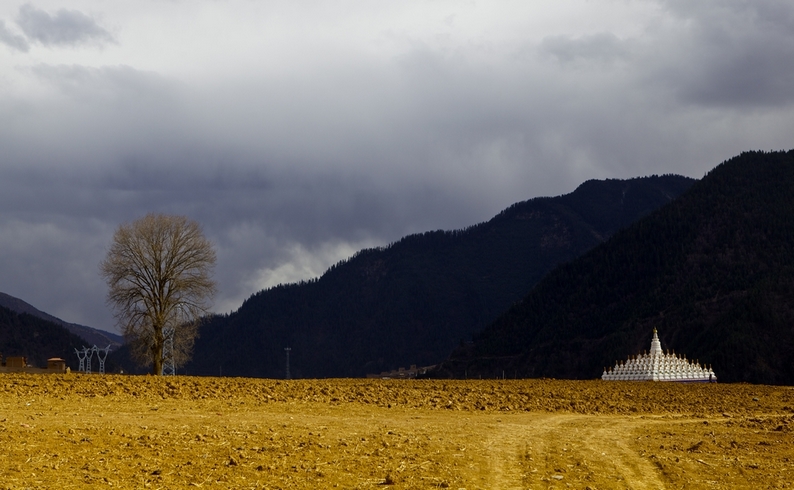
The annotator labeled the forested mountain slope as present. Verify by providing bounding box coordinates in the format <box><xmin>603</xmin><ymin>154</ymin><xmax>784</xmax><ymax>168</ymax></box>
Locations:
<box><xmin>178</xmin><ymin>174</ymin><xmax>693</xmax><ymax>378</ymax></box>
<box><xmin>0</xmin><ymin>305</ymin><xmax>88</xmax><ymax>369</ymax></box>
<box><xmin>436</xmin><ymin>150</ymin><xmax>794</xmax><ymax>385</ymax></box>
<box><xmin>0</xmin><ymin>292</ymin><xmax>123</xmax><ymax>349</ymax></box>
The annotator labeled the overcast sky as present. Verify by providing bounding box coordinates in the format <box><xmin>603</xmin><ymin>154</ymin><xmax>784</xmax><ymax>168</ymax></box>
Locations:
<box><xmin>1</xmin><ymin>0</ymin><xmax>792</xmax><ymax>332</ymax></box>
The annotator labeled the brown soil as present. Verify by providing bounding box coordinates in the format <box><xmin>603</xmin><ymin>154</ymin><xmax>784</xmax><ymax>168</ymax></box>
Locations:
<box><xmin>1</xmin><ymin>374</ymin><xmax>792</xmax><ymax>489</ymax></box>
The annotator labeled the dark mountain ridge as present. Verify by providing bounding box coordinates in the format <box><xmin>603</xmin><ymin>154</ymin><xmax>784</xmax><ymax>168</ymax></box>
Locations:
<box><xmin>436</xmin><ymin>150</ymin><xmax>794</xmax><ymax>385</ymax></box>
<box><xmin>176</xmin><ymin>174</ymin><xmax>694</xmax><ymax>378</ymax></box>
<box><xmin>0</xmin><ymin>292</ymin><xmax>123</xmax><ymax>349</ymax></box>
<box><xmin>0</xmin><ymin>304</ymin><xmax>88</xmax><ymax>369</ymax></box>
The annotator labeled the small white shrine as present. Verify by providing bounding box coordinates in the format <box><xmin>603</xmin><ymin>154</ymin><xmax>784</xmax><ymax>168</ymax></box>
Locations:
<box><xmin>602</xmin><ymin>329</ymin><xmax>717</xmax><ymax>382</ymax></box>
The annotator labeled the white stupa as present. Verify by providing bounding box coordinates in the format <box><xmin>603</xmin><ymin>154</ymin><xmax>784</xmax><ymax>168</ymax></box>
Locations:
<box><xmin>601</xmin><ymin>329</ymin><xmax>717</xmax><ymax>382</ymax></box>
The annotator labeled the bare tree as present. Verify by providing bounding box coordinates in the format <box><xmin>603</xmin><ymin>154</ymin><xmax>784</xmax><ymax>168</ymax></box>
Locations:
<box><xmin>101</xmin><ymin>213</ymin><xmax>216</xmax><ymax>375</ymax></box>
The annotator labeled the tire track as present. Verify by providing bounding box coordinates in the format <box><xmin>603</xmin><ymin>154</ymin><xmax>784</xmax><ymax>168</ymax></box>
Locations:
<box><xmin>480</xmin><ymin>414</ymin><xmax>668</xmax><ymax>489</ymax></box>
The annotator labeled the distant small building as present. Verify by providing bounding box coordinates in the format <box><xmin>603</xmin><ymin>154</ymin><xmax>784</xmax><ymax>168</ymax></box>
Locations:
<box><xmin>47</xmin><ymin>358</ymin><xmax>67</xmax><ymax>373</ymax></box>
<box><xmin>0</xmin><ymin>355</ymin><xmax>70</xmax><ymax>374</ymax></box>
<box><xmin>602</xmin><ymin>329</ymin><xmax>716</xmax><ymax>382</ymax></box>
<box><xmin>5</xmin><ymin>356</ymin><xmax>27</xmax><ymax>369</ymax></box>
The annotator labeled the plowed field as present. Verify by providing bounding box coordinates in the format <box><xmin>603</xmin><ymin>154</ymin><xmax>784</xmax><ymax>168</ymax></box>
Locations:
<box><xmin>1</xmin><ymin>374</ymin><xmax>792</xmax><ymax>489</ymax></box>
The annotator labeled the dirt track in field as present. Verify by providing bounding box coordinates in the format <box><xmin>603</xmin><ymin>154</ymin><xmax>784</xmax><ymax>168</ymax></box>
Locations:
<box><xmin>1</xmin><ymin>374</ymin><xmax>793</xmax><ymax>489</ymax></box>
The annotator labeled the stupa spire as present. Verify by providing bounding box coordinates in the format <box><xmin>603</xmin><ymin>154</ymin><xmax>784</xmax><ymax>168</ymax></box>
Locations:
<box><xmin>649</xmin><ymin>328</ymin><xmax>662</xmax><ymax>356</ymax></box>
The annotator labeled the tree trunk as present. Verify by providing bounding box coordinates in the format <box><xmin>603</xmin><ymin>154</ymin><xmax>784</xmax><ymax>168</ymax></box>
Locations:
<box><xmin>152</xmin><ymin>357</ymin><xmax>163</xmax><ymax>376</ymax></box>
<box><xmin>151</xmin><ymin>336</ymin><xmax>164</xmax><ymax>375</ymax></box>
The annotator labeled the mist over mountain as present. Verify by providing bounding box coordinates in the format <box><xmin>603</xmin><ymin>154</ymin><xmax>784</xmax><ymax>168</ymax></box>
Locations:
<box><xmin>163</xmin><ymin>175</ymin><xmax>694</xmax><ymax>378</ymax></box>
<box><xmin>436</xmin><ymin>150</ymin><xmax>794</xmax><ymax>385</ymax></box>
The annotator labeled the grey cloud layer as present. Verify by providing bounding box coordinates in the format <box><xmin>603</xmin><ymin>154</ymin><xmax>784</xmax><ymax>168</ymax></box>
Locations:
<box><xmin>657</xmin><ymin>0</ymin><xmax>794</xmax><ymax>107</ymax></box>
<box><xmin>0</xmin><ymin>19</ymin><xmax>29</xmax><ymax>51</ymax></box>
<box><xmin>29</xmin><ymin>64</ymin><xmax>177</xmax><ymax>106</ymax></box>
<box><xmin>0</xmin><ymin>3</ymin><xmax>113</xmax><ymax>51</ymax></box>
<box><xmin>537</xmin><ymin>0</ymin><xmax>794</xmax><ymax>109</ymax></box>
<box><xmin>17</xmin><ymin>3</ymin><xmax>114</xmax><ymax>46</ymax></box>
<box><xmin>539</xmin><ymin>33</ymin><xmax>633</xmax><ymax>65</ymax></box>
<box><xmin>1</xmin><ymin>0</ymin><xmax>793</xmax><ymax>330</ymax></box>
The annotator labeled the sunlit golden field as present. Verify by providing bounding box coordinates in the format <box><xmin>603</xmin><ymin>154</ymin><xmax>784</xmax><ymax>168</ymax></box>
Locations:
<box><xmin>1</xmin><ymin>374</ymin><xmax>792</xmax><ymax>489</ymax></box>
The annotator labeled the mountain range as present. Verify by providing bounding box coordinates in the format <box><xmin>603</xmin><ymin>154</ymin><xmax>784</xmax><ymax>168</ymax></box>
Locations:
<box><xmin>9</xmin><ymin>150</ymin><xmax>793</xmax><ymax>384</ymax></box>
<box><xmin>435</xmin><ymin>150</ymin><xmax>794</xmax><ymax>385</ymax></box>
<box><xmin>165</xmin><ymin>174</ymin><xmax>695</xmax><ymax>378</ymax></box>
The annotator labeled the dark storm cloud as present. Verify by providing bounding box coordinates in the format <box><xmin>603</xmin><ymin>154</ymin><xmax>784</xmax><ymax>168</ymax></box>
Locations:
<box><xmin>0</xmin><ymin>19</ymin><xmax>29</xmax><ymax>51</ymax></box>
<box><xmin>0</xmin><ymin>50</ymin><xmax>496</xmax><ymax>321</ymax></box>
<box><xmin>16</xmin><ymin>3</ymin><xmax>115</xmax><ymax>47</ymax></box>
